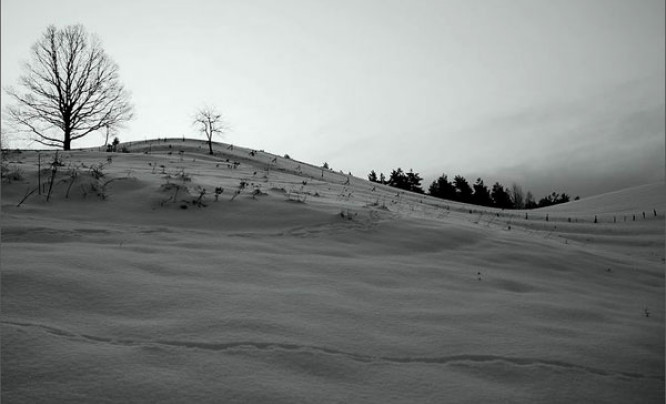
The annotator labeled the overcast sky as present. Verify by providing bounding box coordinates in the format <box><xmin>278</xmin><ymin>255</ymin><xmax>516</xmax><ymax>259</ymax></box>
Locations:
<box><xmin>2</xmin><ymin>0</ymin><xmax>664</xmax><ymax>197</ymax></box>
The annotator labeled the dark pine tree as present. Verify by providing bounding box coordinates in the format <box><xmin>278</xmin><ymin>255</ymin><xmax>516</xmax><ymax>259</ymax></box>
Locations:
<box><xmin>557</xmin><ymin>193</ymin><xmax>570</xmax><ymax>204</ymax></box>
<box><xmin>386</xmin><ymin>168</ymin><xmax>424</xmax><ymax>193</ymax></box>
<box><xmin>429</xmin><ymin>174</ymin><xmax>456</xmax><ymax>200</ymax></box>
<box><xmin>536</xmin><ymin>192</ymin><xmax>570</xmax><ymax>207</ymax></box>
<box><xmin>428</xmin><ymin>180</ymin><xmax>439</xmax><ymax>196</ymax></box>
<box><xmin>537</xmin><ymin>192</ymin><xmax>559</xmax><ymax>207</ymax></box>
<box><xmin>388</xmin><ymin>168</ymin><xmax>408</xmax><ymax>190</ymax></box>
<box><xmin>405</xmin><ymin>169</ymin><xmax>425</xmax><ymax>194</ymax></box>
<box><xmin>368</xmin><ymin>170</ymin><xmax>378</xmax><ymax>183</ymax></box>
<box><xmin>491</xmin><ymin>182</ymin><xmax>514</xmax><ymax>209</ymax></box>
<box><xmin>453</xmin><ymin>175</ymin><xmax>473</xmax><ymax>203</ymax></box>
<box><xmin>440</xmin><ymin>175</ymin><xmax>457</xmax><ymax>200</ymax></box>
<box><xmin>471</xmin><ymin>178</ymin><xmax>493</xmax><ymax>207</ymax></box>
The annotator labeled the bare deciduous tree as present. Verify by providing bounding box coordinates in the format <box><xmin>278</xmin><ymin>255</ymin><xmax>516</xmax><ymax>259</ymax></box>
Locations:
<box><xmin>511</xmin><ymin>183</ymin><xmax>525</xmax><ymax>209</ymax></box>
<box><xmin>193</xmin><ymin>106</ymin><xmax>225</xmax><ymax>155</ymax></box>
<box><xmin>4</xmin><ymin>25</ymin><xmax>133</xmax><ymax>150</ymax></box>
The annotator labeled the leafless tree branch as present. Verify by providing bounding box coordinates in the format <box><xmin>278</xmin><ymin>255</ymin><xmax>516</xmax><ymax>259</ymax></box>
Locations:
<box><xmin>193</xmin><ymin>106</ymin><xmax>226</xmax><ymax>155</ymax></box>
<box><xmin>3</xmin><ymin>24</ymin><xmax>133</xmax><ymax>150</ymax></box>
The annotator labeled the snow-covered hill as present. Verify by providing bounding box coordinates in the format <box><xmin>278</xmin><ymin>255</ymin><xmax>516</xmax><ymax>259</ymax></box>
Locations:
<box><xmin>2</xmin><ymin>140</ymin><xmax>664</xmax><ymax>403</ymax></box>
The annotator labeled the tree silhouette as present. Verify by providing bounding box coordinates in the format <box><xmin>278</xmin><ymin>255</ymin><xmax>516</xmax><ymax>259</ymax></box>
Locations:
<box><xmin>365</xmin><ymin>161</ymin><xmax>573</xmax><ymax>210</ymax></box>
<box><xmin>472</xmin><ymin>178</ymin><xmax>492</xmax><ymax>206</ymax></box>
<box><xmin>386</xmin><ymin>168</ymin><xmax>424</xmax><ymax>193</ymax></box>
<box><xmin>193</xmin><ymin>106</ymin><xmax>225</xmax><ymax>154</ymax></box>
<box><xmin>510</xmin><ymin>183</ymin><xmax>525</xmax><ymax>209</ymax></box>
<box><xmin>428</xmin><ymin>174</ymin><xmax>457</xmax><ymax>200</ymax></box>
<box><xmin>388</xmin><ymin>168</ymin><xmax>405</xmax><ymax>188</ymax></box>
<box><xmin>525</xmin><ymin>191</ymin><xmax>537</xmax><ymax>209</ymax></box>
<box><xmin>491</xmin><ymin>182</ymin><xmax>513</xmax><ymax>209</ymax></box>
<box><xmin>405</xmin><ymin>169</ymin><xmax>425</xmax><ymax>194</ymax></box>
<box><xmin>4</xmin><ymin>25</ymin><xmax>133</xmax><ymax>150</ymax></box>
<box><xmin>531</xmin><ymin>191</ymin><xmax>571</xmax><ymax>208</ymax></box>
<box><xmin>428</xmin><ymin>177</ymin><xmax>440</xmax><ymax>197</ymax></box>
<box><xmin>453</xmin><ymin>175</ymin><xmax>473</xmax><ymax>203</ymax></box>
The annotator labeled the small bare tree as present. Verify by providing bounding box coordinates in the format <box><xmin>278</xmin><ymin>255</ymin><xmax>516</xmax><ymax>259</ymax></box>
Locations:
<box><xmin>511</xmin><ymin>183</ymin><xmax>525</xmax><ymax>209</ymax></box>
<box><xmin>4</xmin><ymin>25</ymin><xmax>133</xmax><ymax>150</ymax></box>
<box><xmin>193</xmin><ymin>106</ymin><xmax>225</xmax><ymax>155</ymax></box>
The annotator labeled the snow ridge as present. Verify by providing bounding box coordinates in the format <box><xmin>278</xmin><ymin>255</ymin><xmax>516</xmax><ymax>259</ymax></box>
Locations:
<box><xmin>4</xmin><ymin>320</ymin><xmax>658</xmax><ymax>381</ymax></box>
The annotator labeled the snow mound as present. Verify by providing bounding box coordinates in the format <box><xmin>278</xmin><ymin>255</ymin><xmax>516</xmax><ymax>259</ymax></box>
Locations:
<box><xmin>538</xmin><ymin>182</ymin><xmax>665</xmax><ymax>215</ymax></box>
<box><xmin>2</xmin><ymin>143</ymin><xmax>664</xmax><ymax>403</ymax></box>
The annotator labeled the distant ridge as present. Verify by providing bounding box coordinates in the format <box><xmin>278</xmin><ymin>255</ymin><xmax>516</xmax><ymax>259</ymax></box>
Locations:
<box><xmin>30</xmin><ymin>138</ymin><xmax>666</xmax><ymax>217</ymax></box>
<box><xmin>538</xmin><ymin>182</ymin><xmax>665</xmax><ymax>215</ymax></box>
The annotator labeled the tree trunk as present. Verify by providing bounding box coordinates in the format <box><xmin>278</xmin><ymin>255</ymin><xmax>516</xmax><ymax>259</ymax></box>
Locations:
<box><xmin>62</xmin><ymin>111</ymin><xmax>72</xmax><ymax>150</ymax></box>
<box><xmin>208</xmin><ymin>140</ymin><xmax>213</xmax><ymax>155</ymax></box>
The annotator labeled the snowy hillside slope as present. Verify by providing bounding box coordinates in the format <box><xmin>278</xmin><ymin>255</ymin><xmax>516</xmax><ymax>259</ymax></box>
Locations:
<box><xmin>1</xmin><ymin>140</ymin><xmax>664</xmax><ymax>403</ymax></box>
<box><xmin>539</xmin><ymin>182</ymin><xmax>664</xmax><ymax>215</ymax></box>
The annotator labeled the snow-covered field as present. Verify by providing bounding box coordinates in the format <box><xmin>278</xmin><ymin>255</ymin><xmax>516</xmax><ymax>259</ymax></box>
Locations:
<box><xmin>2</xmin><ymin>140</ymin><xmax>664</xmax><ymax>403</ymax></box>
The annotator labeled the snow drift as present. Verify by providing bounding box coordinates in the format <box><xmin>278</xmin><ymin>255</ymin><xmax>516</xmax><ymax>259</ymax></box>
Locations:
<box><xmin>2</xmin><ymin>140</ymin><xmax>664</xmax><ymax>403</ymax></box>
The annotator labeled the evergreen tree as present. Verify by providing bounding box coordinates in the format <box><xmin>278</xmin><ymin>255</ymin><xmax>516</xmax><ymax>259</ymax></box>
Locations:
<box><xmin>471</xmin><ymin>178</ymin><xmax>492</xmax><ymax>206</ymax></box>
<box><xmin>405</xmin><ymin>169</ymin><xmax>425</xmax><ymax>194</ymax></box>
<box><xmin>537</xmin><ymin>195</ymin><xmax>552</xmax><ymax>207</ymax></box>
<box><xmin>536</xmin><ymin>192</ymin><xmax>571</xmax><ymax>207</ymax></box>
<box><xmin>385</xmin><ymin>168</ymin><xmax>425</xmax><ymax>193</ymax></box>
<box><xmin>453</xmin><ymin>175</ymin><xmax>473</xmax><ymax>203</ymax></box>
<box><xmin>368</xmin><ymin>170</ymin><xmax>378</xmax><ymax>183</ymax></box>
<box><xmin>428</xmin><ymin>174</ymin><xmax>456</xmax><ymax>200</ymax></box>
<box><xmin>441</xmin><ymin>176</ymin><xmax>456</xmax><ymax>200</ymax></box>
<box><xmin>491</xmin><ymin>182</ymin><xmax>513</xmax><ymax>209</ymax></box>
<box><xmin>388</xmin><ymin>168</ymin><xmax>404</xmax><ymax>189</ymax></box>
<box><xmin>428</xmin><ymin>180</ymin><xmax>439</xmax><ymax>196</ymax></box>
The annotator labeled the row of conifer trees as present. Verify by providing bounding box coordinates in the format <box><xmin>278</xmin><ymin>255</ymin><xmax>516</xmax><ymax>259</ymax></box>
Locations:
<box><xmin>368</xmin><ymin>169</ymin><xmax>576</xmax><ymax>209</ymax></box>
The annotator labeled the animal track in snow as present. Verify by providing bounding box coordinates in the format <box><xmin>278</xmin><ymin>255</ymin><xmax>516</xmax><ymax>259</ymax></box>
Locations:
<box><xmin>229</xmin><ymin>211</ymin><xmax>386</xmax><ymax>239</ymax></box>
<box><xmin>3</xmin><ymin>320</ymin><xmax>659</xmax><ymax>381</ymax></box>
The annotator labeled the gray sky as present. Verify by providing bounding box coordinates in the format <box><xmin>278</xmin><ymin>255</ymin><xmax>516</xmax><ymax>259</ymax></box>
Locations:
<box><xmin>2</xmin><ymin>0</ymin><xmax>664</xmax><ymax>198</ymax></box>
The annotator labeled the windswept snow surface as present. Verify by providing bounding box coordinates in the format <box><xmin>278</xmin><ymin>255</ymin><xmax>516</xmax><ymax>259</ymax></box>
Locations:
<box><xmin>2</xmin><ymin>140</ymin><xmax>664</xmax><ymax>403</ymax></box>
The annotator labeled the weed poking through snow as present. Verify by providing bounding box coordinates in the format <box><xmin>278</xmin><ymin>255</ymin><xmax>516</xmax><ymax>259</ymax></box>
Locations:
<box><xmin>16</xmin><ymin>186</ymin><xmax>37</xmax><ymax>207</ymax></box>
<box><xmin>1</xmin><ymin>163</ymin><xmax>23</xmax><ymax>183</ymax></box>
<box><xmin>230</xmin><ymin>180</ymin><xmax>248</xmax><ymax>201</ymax></box>
<box><xmin>339</xmin><ymin>209</ymin><xmax>357</xmax><ymax>220</ymax></box>
<box><xmin>214</xmin><ymin>187</ymin><xmax>224</xmax><ymax>201</ymax></box>
<box><xmin>89</xmin><ymin>162</ymin><xmax>105</xmax><ymax>180</ymax></box>
<box><xmin>192</xmin><ymin>187</ymin><xmax>207</xmax><ymax>207</ymax></box>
